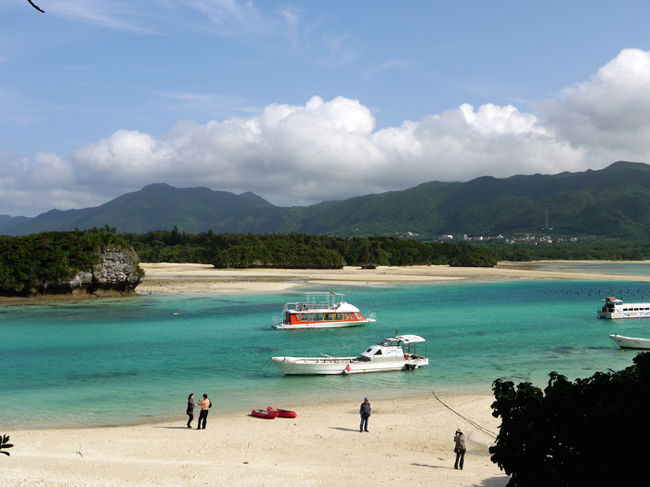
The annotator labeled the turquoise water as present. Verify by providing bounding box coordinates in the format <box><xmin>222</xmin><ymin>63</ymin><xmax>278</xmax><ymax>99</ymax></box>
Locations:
<box><xmin>1</xmin><ymin>278</ymin><xmax>650</xmax><ymax>429</ymax></box>
<box><xmin>537</xmin><ymin>261</ymin><xmax>650</xmax><ymax>277</ymax></box>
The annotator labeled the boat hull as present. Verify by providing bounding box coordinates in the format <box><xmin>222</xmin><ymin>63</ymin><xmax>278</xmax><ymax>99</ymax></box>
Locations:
<box><xmin>271</xmin><ymin>356</ymin><xmax>429</xmax><ymax>375</ymax></box>
<box><xmin>598</xmin><ymin>311</ymin><xmax>650</xmax><ymax>319</ymax></box>
<box><xmin>251</xmin><ymin>408</ymin><xmax>277</xmax><ymax>419</ymax></box>
<box><xmin>609</xmin><ymin>334</ymin><xmax>650</xmax><ymax>350</ymax></box>
<box><xmin>267</xmin><ymin>407</ymin><xmax>297</xmax><ymax>418</ymax></box>
<box><xmin>272</xmin><ymin>319</ymin><xmax>373</xmax><ymax>330</ymax></box>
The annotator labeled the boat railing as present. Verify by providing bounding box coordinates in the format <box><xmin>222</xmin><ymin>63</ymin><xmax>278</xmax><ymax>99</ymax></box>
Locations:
<box><xmin>284</xmin><ymin>301</ymin><xmax>339</xmax><ymax>312</ymax></box>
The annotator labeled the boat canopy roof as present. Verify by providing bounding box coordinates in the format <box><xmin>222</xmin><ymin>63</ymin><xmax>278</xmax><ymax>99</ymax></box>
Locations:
<box><xmin>389</xmin><ymin>334</ymin><xmax>426</xmax><ymax>344</ymax></box>
<box><xmin>337</xmin><ymin>302</ymin><xmax>360</xmax><ymax>312</ymax></box>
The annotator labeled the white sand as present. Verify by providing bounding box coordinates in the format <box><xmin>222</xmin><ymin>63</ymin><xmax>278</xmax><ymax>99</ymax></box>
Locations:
<box><xmin>3</xmin><ymin>395</ymin><xmax>507</xmax><ymax>487</ymax></box>
<box><xmin>135</xmin><ymin>261</ymin><xmax>649</xmax><ymax>295</ymax></box>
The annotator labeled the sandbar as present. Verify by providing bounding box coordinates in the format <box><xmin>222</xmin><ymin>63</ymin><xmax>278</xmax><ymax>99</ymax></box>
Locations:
<box><xmin>136</xmin><ymin>261</ymin><xmax>649</xmax><ymax>294</ymax></box>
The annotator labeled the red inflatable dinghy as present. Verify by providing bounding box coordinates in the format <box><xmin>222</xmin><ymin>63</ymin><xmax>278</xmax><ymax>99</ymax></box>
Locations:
<box><xmin>251</xmin><ymin>408</ymin><xmax>278</xmax><ymax>419</ymax></box>
<box><xmin>267</xmin><ymin>407</ymin><xmax>297</xmax><ymax>418</ymax></box>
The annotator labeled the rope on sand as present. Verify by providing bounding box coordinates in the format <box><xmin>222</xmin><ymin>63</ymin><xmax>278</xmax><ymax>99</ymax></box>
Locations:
<box><xmin>431</xmin><ymin>389</ymin><xmax>497</xmax><ymax>439</ymax></box>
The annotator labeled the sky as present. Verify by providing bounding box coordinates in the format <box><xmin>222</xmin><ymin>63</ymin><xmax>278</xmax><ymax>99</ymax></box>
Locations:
<box><xmin>2</xmin><ymin>1</ymin><xmax>650</xmax><ymax>216</ymax></box>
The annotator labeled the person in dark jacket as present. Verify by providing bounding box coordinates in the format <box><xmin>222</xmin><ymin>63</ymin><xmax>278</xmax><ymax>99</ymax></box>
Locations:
<box><xmin>359</xmin><ymin>397</ymin><xmax>371</xmax><ymax>432</ymax></box>
<box><xmin>453</xmin><ymin>428</ymin><xmax>466</xmax><ymax>469</ymax></box>
<box><xmin>186</xmin><ymin>393</ymin><xmax>195</xmax><ymax>429</ymax></box>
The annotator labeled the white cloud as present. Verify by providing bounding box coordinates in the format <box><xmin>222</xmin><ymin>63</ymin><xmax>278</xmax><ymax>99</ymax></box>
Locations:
<box><xmin>4</xmin><ymin>48</ymin><xmax>650</xmax><ymax>216</ymax></box>
<box><xmin>539</xmin><ymin>48</ymin><xmax>650</xmax><ymax>161</ymax></box>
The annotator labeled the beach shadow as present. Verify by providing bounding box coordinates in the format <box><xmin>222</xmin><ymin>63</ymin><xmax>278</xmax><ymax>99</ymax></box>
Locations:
<box><xmin>329</xmin><ymin>427</ymin><xmax>361</xmax><ymax>432</ymax></box>
<box><xmin>154</xmin><ymin>426</ymin><xmax>193</xmax><ymax>430</ymax></box>
<box><xmin>411</xmin><ymin>463</ymin><xmax>453</xmax><ymax>470</ymax></box>
<box><xmin>469</xmin><ymin>475</ymin><xmax>509</xmax><ymax>487</ymax></box>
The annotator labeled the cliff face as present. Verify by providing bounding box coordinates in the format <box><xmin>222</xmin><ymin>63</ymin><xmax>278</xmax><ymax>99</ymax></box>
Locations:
<box><xmin>39</xmin><ymin>247</ymin><xmax>143</xmax><ymax>295</ymax></box>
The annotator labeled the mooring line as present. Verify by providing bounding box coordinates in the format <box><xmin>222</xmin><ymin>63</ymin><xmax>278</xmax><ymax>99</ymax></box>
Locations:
<box><xmin>254</xmin><ymin>359</ymin><xmax>273</xmax><ymax>375</ymax></box>
<box><xmin>431</xmin><ymin>389</ymin><xmax>497</xmax><ymax>439</ymax></box>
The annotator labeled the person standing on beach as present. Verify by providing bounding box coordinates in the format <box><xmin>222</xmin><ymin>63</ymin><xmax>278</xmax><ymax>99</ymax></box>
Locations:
<box><xmin>359</xmin><ymin>397</ymin><xmax>371</xmax><ymax>432</ymax></box>
<box><xmin>197</xmin><ymin>393</ymin><xmax>211</xmax><ymax>429</ymax></box>
<box><xmin>453</xmin><ymin>428</ymin><xmax>466</xmax><ymax>469</ymax></box>
<box><xmin>186</xmin><ymin>393</ymin><xmax>195</xmax><ymax>429</ymax></box>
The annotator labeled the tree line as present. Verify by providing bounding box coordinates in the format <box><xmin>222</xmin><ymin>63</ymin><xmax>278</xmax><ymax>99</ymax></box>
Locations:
<box><xmin>124</xmin><ymin>229</ymin><xmax>498</xmax><ymax>268</ymax></box>
<box><xmin>483</xmin><ymin>238</ymin><xmax>650</xmax><ymax>261</ymax></box>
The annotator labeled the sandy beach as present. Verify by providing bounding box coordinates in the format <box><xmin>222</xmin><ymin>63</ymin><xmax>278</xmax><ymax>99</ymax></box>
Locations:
<box><xmin>3</xmin><ymin>394</ymin><xmax>507</xmax><ymax>487</ymax></box>
<box><xmin>5</xmin><ymin>260</ymin><xmax>648</xmax><ymax>486</ymax></box>
<box><xmin>135</xmin><ymin>261</ymin><xmax>650</xmax><ymax>295</ymax></box>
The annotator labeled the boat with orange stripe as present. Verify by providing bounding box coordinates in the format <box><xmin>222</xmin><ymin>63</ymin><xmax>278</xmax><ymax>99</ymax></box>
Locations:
<box><xmin>272</xmin><ymin>292</ymin><xmax>375</xmax><ymax>330</ymax></box>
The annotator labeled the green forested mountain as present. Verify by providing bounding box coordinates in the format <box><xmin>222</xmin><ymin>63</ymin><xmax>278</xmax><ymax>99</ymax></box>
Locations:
<box><xmin>2</xmin><ymin>161</ymin><xmax>650</xmax><ymax>238</ymax></box>
<box><xmin>3</xmin><ymin>183</ymin><xmax>276</xmax><ymax>235</ymax></box>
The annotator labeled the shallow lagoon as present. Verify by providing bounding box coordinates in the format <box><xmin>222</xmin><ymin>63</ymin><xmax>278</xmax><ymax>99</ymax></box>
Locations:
<box><xmin>1</xmin><ymin>275</ymin><xmax>649</xmax><ymax>429</ymax></box>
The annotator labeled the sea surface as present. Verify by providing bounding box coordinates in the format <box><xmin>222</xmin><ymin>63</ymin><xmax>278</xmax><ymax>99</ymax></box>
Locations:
<box><xmin>1</xmin><ymin>263</ymin><xmax>649</xmax><ymax>429</ymax></box>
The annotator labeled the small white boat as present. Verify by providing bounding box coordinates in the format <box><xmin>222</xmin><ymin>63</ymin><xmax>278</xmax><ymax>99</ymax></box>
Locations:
<box><xmin>271</xmin><ymin>334</ymin><xmax>429</xmax><ymax>375</ymax></box>
<box><xmin>598</xmin><ymin>297</ymin><xmax>650</xmax><ymax>319</ymax></box>
<box><xmin>609</xmin><ymin>334</ymin><xmax>650</xmax><ymax>350</ymax></box>
<box><xmin>272</xmin><ymin>292</ymin><xmax>375</xmax><ymax>330</ymax></box>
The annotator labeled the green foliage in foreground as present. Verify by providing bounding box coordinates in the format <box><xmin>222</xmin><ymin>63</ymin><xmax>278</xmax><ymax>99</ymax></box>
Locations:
<box><xmin>0</xmin><ymin>434</ymin><xmax>14</xmax><ymax>456</ymax></box>
<box><xmin>0</xmin><ymin>229</ymin><xmax>134</xmax><ymax>295</ymax></box>
<box><xmin>125</xmin><ymin>230</ymin><xmax>497</xmax><ymax>268</ymax></box>
<box><xmin>490</xmin><ymin>353</ymin><xmax>650</xmax><ymax>486</ymax></box>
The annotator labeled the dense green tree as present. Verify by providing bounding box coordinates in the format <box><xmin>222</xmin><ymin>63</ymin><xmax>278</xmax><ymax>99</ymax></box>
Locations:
<box><xmin>0</xmin><ymin>230</ymin><xmax>139</xmax><ymax>295</ymax></box>
<box><xmin>490</xmin><ymin>353</ymin><xmax>650</xmax><ymax>486</ymax></box>
<box><xmin>124</xmin><ymin>231</ymin><xmax>497</xmax><ymax>268</ymax></box>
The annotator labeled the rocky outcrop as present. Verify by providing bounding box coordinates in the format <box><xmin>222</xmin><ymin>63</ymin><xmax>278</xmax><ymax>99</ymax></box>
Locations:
<box><xmin>38</xmin><ymin>247</ymin><xmax>143</xmax><ymax>295</ymax></box>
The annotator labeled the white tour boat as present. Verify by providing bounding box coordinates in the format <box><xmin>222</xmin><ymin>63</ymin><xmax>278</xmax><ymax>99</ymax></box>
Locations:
<box><xmin>609</xmin><ymin>334</ymin><xmax>650</xmax><ymax>350</ymax></box>
<box><xmin>597</xmin><ymin>297</ymin><xmax>650</xmax><ymax>319</ymax></box>
<box><xmin>272</xmin><ymin>292</ymin><xmax>375</xmax><ymax>330</ymax></box>
<box><xmin>271</xmin><ymin>334</ymin><xmax>429</xmax><ymax>375</ymax></box>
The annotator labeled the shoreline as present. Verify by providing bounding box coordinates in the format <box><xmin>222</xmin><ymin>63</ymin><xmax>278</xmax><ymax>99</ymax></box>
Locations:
<box><xmin>2</xmin><ymin>260</ymin><xmax>647</xmax><ymax>303</ymax></box>
<box><xmin>3</xmin><ymin>393</ymin><xmax>508</xmax><ymax>487</ymax></box>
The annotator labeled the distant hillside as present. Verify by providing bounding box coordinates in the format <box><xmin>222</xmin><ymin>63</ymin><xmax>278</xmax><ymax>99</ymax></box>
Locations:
<box><xmin>5</xmin><ymin>183</ymin><xmax>278</xmax><ymax>235</ymax></box>
<box><xmin>2</xmin><ymin>161</ymin><xmax>650</xmax><ymax>238</ymax></box>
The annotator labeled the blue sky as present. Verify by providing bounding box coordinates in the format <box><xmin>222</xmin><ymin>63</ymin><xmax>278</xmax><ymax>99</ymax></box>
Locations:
<box><xmin>2</xmin><ymin>0</ymin><xmax>650</xmax><ymax>216</ymax></box>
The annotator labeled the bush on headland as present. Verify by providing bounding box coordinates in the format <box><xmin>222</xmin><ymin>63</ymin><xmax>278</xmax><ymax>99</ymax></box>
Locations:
<box><xmin>0</xmin><ymin>229</ymin><xmax>142</xmax><ymax>296</ymax></box>
<box><xmin>490</xmin><ymin>352</ymin><xmax>650</xmax><ymax>486</ymax></box>
<box><xmin>125</xmin><ymin>230</ymin><xmax>497</xmax><ymax>268</ymax></box>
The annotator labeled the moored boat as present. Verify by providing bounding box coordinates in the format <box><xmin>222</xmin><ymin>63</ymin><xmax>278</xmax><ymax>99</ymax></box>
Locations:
<box><xmin>609</xmin><ymin>334</ymin><xmax>650</xmax><ymax>350</ymax></box>
<box><xmin>272</xmin><ymin>292</ymin><xmax>375</xmax><ymax>330</ymax></box>
<box><xmin>271</xmin><ymin>334</ymin><xmax>429</xmax><ymax>375</ymax></box>
<box><xmin>598</xmin><ymin>297</ymin><xmax>650</xmax><ymax>319</ymax></box>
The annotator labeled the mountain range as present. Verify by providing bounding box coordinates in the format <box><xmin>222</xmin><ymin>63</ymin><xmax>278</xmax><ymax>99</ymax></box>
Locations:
<box><xmin>2</xmin><ymin>161</ymin><xmax>649</xmax><ymax>238</ymax></box>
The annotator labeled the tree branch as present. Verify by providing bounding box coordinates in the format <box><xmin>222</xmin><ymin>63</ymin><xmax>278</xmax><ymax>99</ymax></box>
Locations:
<box><xmin>28</xmin><ymin>1</ymin><xmax>45</xmax><ymax>13</ymax></box>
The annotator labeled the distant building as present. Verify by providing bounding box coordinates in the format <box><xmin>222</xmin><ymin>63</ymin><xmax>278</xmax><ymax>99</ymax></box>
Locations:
<box><xmin>440</xmin><ymin>234</ymin><xmax>454</xmax><ymax>240</ymax></box>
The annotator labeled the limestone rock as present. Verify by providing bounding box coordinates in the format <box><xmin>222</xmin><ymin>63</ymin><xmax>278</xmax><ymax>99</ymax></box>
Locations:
<box><xmin>38</xmin><ymin>247</ymin><xmax>142</xmax><ymax>295</ymax></box>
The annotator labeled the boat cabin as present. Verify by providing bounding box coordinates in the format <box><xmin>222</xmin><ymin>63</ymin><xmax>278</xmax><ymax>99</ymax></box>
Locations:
<box><xmin>357</xmin><ymin>334</ymin><xmax>427</xmax><ymax>362</ymax></box>
<box><xmin>601</xmin><ymin>297</ymin><xmax>623</xmax><ymax>312</ymax></box>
